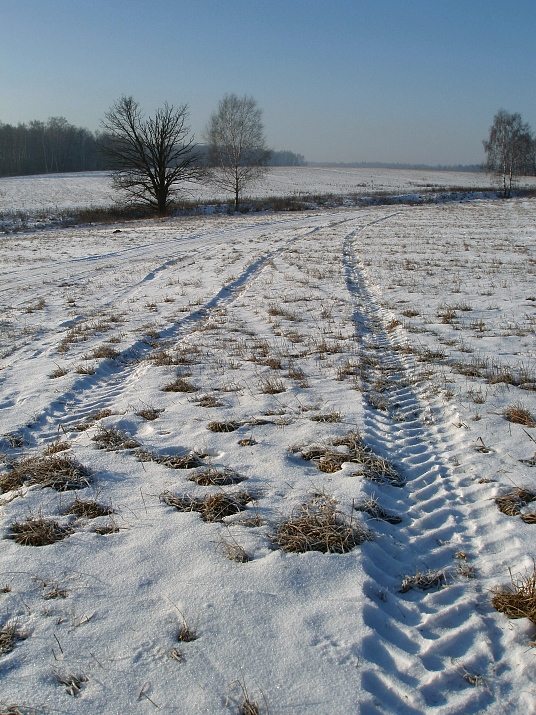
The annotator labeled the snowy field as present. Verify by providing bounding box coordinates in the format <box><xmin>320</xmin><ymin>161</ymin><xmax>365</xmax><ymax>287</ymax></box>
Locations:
<box><xmin>0</xmin><ymin>196</ymin><xmax>535</xmax><ymax>714</ymax></box>
<box><xmin>0</xmin><ymin>167</ymin><xmax>514</xmax><ymax>214</ymax></box>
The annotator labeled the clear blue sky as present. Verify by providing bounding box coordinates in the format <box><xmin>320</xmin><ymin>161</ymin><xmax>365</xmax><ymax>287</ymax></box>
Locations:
<box><xmin>1</xmin><ymin>0</ymin><xmax>535</xmax><ymax>164</ymax></box>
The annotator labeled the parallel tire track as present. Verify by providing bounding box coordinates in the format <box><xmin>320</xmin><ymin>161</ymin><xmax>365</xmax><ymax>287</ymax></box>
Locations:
<box><xmin>343</xmin><ymin>227</ymin><xmax>519</xmax><ymax>714</ymax></box>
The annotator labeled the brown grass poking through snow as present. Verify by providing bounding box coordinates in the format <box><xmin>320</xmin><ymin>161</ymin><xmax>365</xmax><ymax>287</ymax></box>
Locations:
<box><xmin>1</xmin><ymin>454</ymin><xmax>91</xmax><ymax>492</ymax></box>
<box><xmin>136</xmin><ymin>449</ymin><xmax>203</xmax><ymax>469</ymax></box>
<box><xmin>492</xmin><ymin>565</ymin><xmax>536</xmax><ymax>627</ymax></box>
<box><xmin>91</xmin><ymin>345</ymin><xmax>120</xmax><ymax>360</ymax></box>
<box><xmin>160</xmin><ymin>491</ymin><xmax>252</xmax><ymax>522</ymax></box>
<box><xmin>135</xmin><ymin>405</ymin><xmax>164</xmax><ymax>421</ymax></box>
<box><xmin>495</xmin><ymin>488</ymin><xmax>536</xmax><ymax>516</ymax></box>
<box><xmin>0</xmin><ymin>621</ymin><xmax>26</xmax><ymax>656</ymax></box>
<box><xmin>64</xmin><ymin>498</ymin><xmax>114</xmax><ymax>519</ymax></box>
<box><xmin>258</xmin><ymin>376</ymin><xmax>286</xmax><ymax>394</ymax></box>
<box><xmin>354</xmin><ymin>495</ymin><xmax>402</xmax><ymax>524</ymax></box>
<box><xmin>189</xmin><ymin>467</ymin><xmax>245</xmax><ymax>486</ymax></box>
<box><xmin>92</xmin><ymin>426</ymin><xmax>140</xmax><ymax>451</ymax></box>
<box><xmin>503</xmin><ymin>403</ymin><xmax>536</xmax><ymax>427</ymax></box>
<box><xmin>218</xmin><ymin>534</ymin><xmax>250</xmax><ymax>563</ymax></box>
<box><xmin>400</xmin><ymin>568</ymin><xmax>446</xmax><ymax>593</ymax></box>
<box><xmin>43</xmin><ymin>440</ymin><xmax>71</xmax><ymax>455</ymax></box>
<box><xmin>207</xmin><ymin>420</ymin><xmax>241</xmax><ymax>433</ymax></box>
<box><xmin>274</xmin><ymin>496</ymin><xmax>370</xmax><ymax>554</ymax></box>
<box><xmin>162</xmin><ymin>377</ymin><xmax>199</xmax><ymax>393</ymax></box>
<box><xmin>310</xmin><ymin>411</ymin><xmax>342</xmax><ymax>423</ymax></box>
<box><xmin>7</xmin><ymin>516</ymin><xmax>73</xmax><ymax>546</ymax></box>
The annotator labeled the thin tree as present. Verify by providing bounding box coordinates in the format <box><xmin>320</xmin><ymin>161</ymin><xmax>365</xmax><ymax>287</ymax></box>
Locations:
<box><xmin>99</xmin><ymin>96</ymin><xmax>200</xmax><ymax>216</ymax></box>
<box><xmin>483</xmin><ymin>109</ymin><xmax>534</xmax><ymax>198</ymax></box>
<box><xmin>204</xmin><ymin>94</ymin><xmax>271</xmax><ymax>210</ymax></box>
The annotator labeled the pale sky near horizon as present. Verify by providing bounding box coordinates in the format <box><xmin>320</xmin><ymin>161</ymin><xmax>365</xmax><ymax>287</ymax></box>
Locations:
<box><xmin>1</xmin><ymin>0</ymin><xmax>535</xmax><ymax>164</ymax></box>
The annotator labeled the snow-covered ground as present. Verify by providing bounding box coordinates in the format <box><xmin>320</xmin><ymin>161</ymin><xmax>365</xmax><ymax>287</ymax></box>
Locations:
<box><xmin>0</xmin><ymin>167</ymin><xmax>520</xmax><ymax>215</ymax></box>
<box><xmin>0</xmin><ymin>197</ymin><xmax>535</xmax><ymax>713</ymax></box>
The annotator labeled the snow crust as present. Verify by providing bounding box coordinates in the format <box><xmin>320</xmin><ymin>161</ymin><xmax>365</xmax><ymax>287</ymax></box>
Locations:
<box><xmin>0</xmin><ymin>193</ymin><xmax>535</xmax><ymax>713</ymax></box>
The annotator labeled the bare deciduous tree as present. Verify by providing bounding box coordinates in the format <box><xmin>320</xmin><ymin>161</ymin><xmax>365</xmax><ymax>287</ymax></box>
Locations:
<box><xmin>483</xmin><ymin>109</ymin><xmax>534</xmax><ymax>198</ymax></box>
<box><xmin>99</xmin><ymin>96</ymin><xmax>200</xmax><ymax>216</ymax></box>
<box><xmin>204</xmin><ymin>94</ymin><xmax>271</xmax><ymax>210</ymax></box>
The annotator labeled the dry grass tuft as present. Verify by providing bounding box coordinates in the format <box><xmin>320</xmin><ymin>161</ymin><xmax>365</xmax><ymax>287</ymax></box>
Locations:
<box><xmin>43</xmin><ymin>440</ymin><xmax>71</xmax><ymax>455</ymax></box>
<box><xmin>91</xmin><ymin>345</ymin><xmax>120</xmax><ymax>360</ymax></box>
<box><xmin>207</xmin><ymin>420</ymin><xmax>241</xmax><ymax>433</ymax></box>
<box><xmin>137</xmin><ymin>449</ymin><xmax>203</xmax><ymax>469</ymax></box>
<box><xmin>54</xmin><ymin>670</ymin><xmax>88</xmax><ymax>697</ymax></box>
<box><xmin>258</xmin><ymin>376</ymin><xmax>286</xmax><ymax>394</ymax></box>
<box><xmin>310</xmin><ymin>411</ymin><xmax>341</xmax><ymax>423</ymax></box>
<box><xmin>503</xmin><ymin>403</ymin><xmax>535</xmax><ymax>427</ymax></box>
<box><xmin>495</xmin><ymin>488</ymin><xmax>536</xmax><ymax>516</ymax></box>
<box><xmin>162</xmin><ymin>377</ymin><xmax>199</xmax><ymax>393</ymax></box>
<box><xmin>94</xmin><ymin>521</ymin><xmax>120</xmax><ymax>535</ymax></box>
<box><xmin>218</xmin><ymin>535</ymin><xmax>250</xmax><ymax>563</ymax></box>
<box><xmin>274</xmin><ymin>496</ymin><xmax>370</xmax><ymax>554</ymax></box>
<box><xmin>177</xmin><ymin>621</ymin><xmax>198</xmax><ymax>642</ymax></box>
<box><xmin>400</xmin><ymin>568</ymin><xmax>446</xmax><ymax>593</ymax></box>
<box><xmin>295</xmin><ymin>432</ymin><xmax>403</xmax><ymax>485</ymax></box>
<box><xmin>3</xmin><ymin>454</ymin><xmax>91</xmax><ymax>492</ymax></box>
<box><xmin>160</xmin><ymin>490</ymin><xmax>252</xmax><ymax>522</ymax></box>
<box><xmin>238</xmin><ymin>437</ymin><xmax>257</xmax><ymax>447</ymax></box>
<box><xmin>49</xmin><ymin>366</ymin><xmax>69</xmax><ymax>379</ymax></box>
<box><xmin>192</xmin><ymin>394</ymin><xmax>223</xmax><ymax>408</ymax></box>
<box><xmin>7</xmin><ymin>516</ymin><xmax>73</xmax><ymax>546</ymax></box>
<box><xmin>65</xmin><ymin>498</ymin><xmax>113</xmax><ymax>519</ymax></box>
<box><xmin>492</xmin><ymin>566</ymin><xmax>536</xmax><ymax>626</ymax></box>
<box><xmin>354</xmin><ymin>496</ymin><xmax>402</xmax><ymax>524</ymax></box>
<box><xmin>92</xmin><ymin>426</ymin><xmax>140</xmax><ymax>451</ymax></box>
<box><xmin>135</xmin><ymin>405</ymin><xmax>164</xmax><ymax>421</ymax></box>
<box><xmin>0</xmin><ymin>621</ymin><xmax>26</xmax><ymax>655</ymax></box>
<box><xmin>189</xmin><ymin>467</ymin><xmax>245</xmax><ymax>486</ymax></box>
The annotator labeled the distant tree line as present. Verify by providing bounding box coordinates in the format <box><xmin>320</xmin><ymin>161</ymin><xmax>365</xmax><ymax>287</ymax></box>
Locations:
<box><xmin>0</xmin><ymin>115</ymin><xmax>306</xmax><ymax>178</ymax></box>
<box><xmin>0</xmin><ymin>117</ymin><xmax>105</xmax><ymax>176</ymax></box>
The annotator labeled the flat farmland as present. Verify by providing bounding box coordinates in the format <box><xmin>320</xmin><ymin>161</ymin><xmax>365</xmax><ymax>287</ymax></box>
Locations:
<box><xmin>0</xmin><ymin>194</ymin><xmax>535</xmax><ymax>713</ymax></box>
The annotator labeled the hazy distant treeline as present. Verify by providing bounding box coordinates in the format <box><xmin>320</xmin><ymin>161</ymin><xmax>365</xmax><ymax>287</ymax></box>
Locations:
<box><xmin>0</xmin><ymin>117</ymin><xmax>307</xmax><ymax>177</ymax></box>
<box><xmin>0</xmin><ymin>117</ymin><xmax>105</xmax><ymax>176</ymax></box>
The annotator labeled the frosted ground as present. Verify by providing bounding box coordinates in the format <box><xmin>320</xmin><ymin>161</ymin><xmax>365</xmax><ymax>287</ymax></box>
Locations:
<box><xmin>0</xmin><ymin>175</ymin><xmax>535</xmax><ymax>714</ymax></box>
<box><xmin>0</xmin><ymin>166</ymin><xmax>514</xmax><ymax>215</ymax></box>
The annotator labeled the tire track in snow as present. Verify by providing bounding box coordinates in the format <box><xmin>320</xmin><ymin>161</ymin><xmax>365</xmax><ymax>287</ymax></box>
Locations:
<box><xmin>22</xmin><ymin>216</ymin><xmax>358</xmax><ymax>443</ymax></box>
<box><xmin>342</xmin><ymin>227</ymin><xmax>519</xmax><ymax>714</ymax></box>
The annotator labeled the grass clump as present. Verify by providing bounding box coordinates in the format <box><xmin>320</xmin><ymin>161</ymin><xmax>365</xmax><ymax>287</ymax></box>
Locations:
<box><xmin>7</xmin><ymin>516</ymin><xmax>73</xmax><ymax>546</ymax></box>
<box><xmin>1</xmin><ymin>454</ymin><xmax>91</xmax><ymax>492</ymax></box>
<box><xmin>65</xmin><ymin>498</ymin><xmax>113</xmax><ymax>519</ymax></box>
<box><xmin>0</xmin><ymin>621</ymin><xmax>26</xmax><ymax>655</ymax></box>
<box><xmin>503</xmin><ymin>403</ymin><xmax>535</xmax><ymax>427</ymax></box>
<box><xmin>162</xmin><ymin>377</ymin><xmax>199</xmax><ymax>393</ymax></box>
<box><xmin>43</xmin><ymin>440</ymin><xmax>71</xmax><ymax>455</ymax></box>
<box><xmin>310</xmin><ymin>411</ymin><xmax>342</xmax><ymax>423</ymax></box>
<box><xmin>207</xmin><ymin>420</ymin><xmax>241</xmax><ymax>433</ymax></box>
<box><xmin>492</xmin><ymin>566</ymin><xmax>536</xmax><ymax>628</ymax></box>
<box><xmin>189</xmin><ymin>467</ymin><xmax>245</xmax><ymax>486</ymax></box>
<box><xmin>495</xmin><ymin>487</ymin><xmax>536</xmax><ymax>516</ymax></box>
<box><xmin>135</xmin><ymin>405</ymin><xmax>164</xmax><ymax>421</ymax></box>
<box><xmin>136</xmin><ymin>449</ymin><xmax>203</xmax><ymax>469</ymax></box>
<box><xmin>160</xmin><ymin>490</ymin><xmax>252</xmax><ymax>522</ymax></box>
<box><xmin>274</xmin><ymin>495</ymin><xmax>370</xmax><ymax>554</ymax></box>
<box><xmin>400</xmin><ymin>568</ymin><xmax>446</xmax><ymax>593</ymax></box>
<box><xmin>92</xmin><ymin>426</ymin><xmax>140</xmax><ymax>451</ymax></box>
<box><xmin>354</xmin><ymin>495</ymin><xmax>402</xmax><ymax>524</ymax></box>
<box><xmin>91</xmin><ymin>345</ymin><xmax>120</xmax><ymax>360</ymax></box>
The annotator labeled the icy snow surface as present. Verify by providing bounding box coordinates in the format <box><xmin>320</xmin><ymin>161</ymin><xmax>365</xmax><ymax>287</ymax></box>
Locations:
<box><xmin>0</xmin><ymin>192</ymin><xmax>535</xmax><ymax>713</ymax></box>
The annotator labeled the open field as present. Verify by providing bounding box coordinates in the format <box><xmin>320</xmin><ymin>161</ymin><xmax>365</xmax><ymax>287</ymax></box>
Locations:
<box><xmin>3</xmin><ymin>166</ymin><xmax>534</xmax><ymax>215</ymax></box>
<box><xmin>0</xmin><ymin>194</ymin><xmax>535</xmax><ymax>713</ymax></box>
